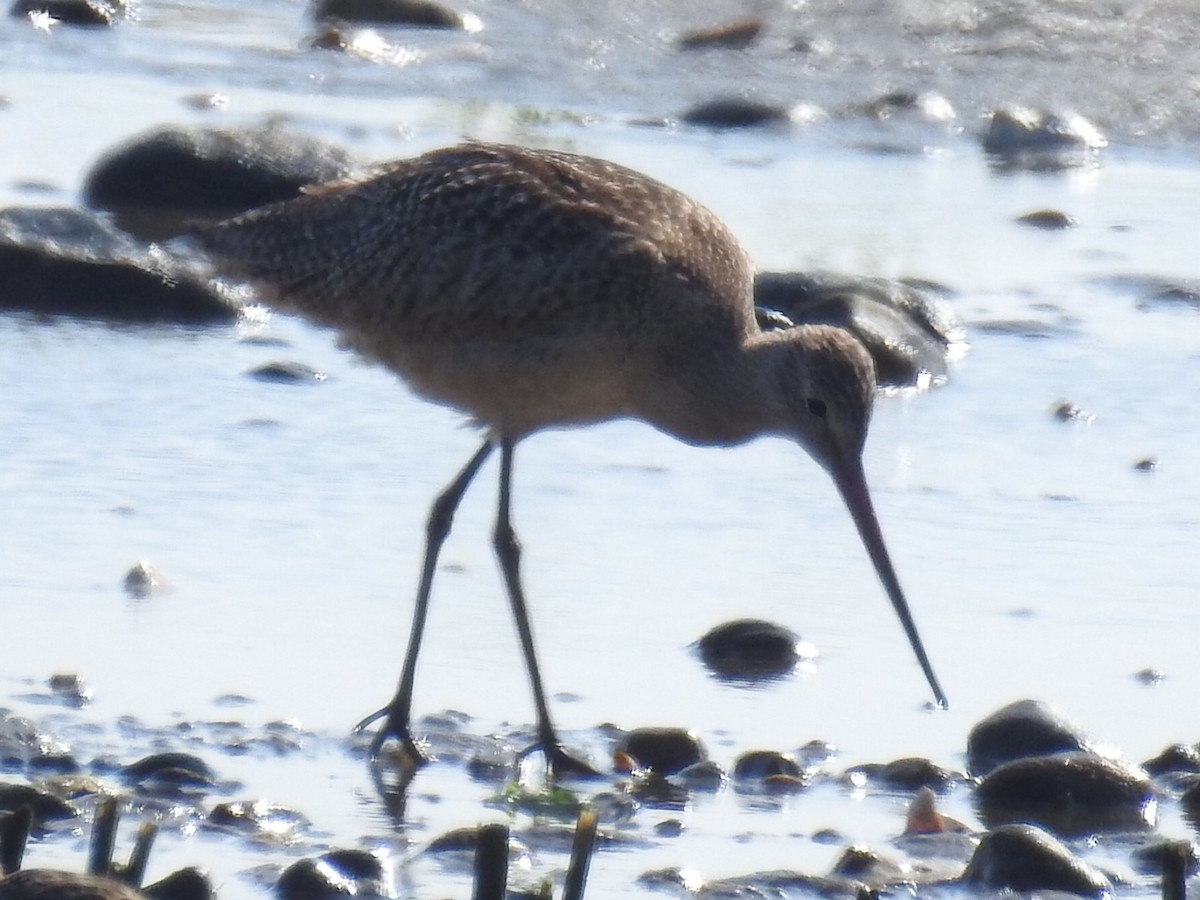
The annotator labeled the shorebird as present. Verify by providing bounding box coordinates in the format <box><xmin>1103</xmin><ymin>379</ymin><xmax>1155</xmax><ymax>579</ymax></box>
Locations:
<box><xmin>193</xmin><ymin>142</ymin><xmax>947</xmax><ymax>775</ymax></box>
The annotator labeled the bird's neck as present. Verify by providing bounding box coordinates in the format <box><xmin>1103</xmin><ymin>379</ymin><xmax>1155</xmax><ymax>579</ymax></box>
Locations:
<box><xmin>636</xmin><ymin>330</ymin><xmax>787</xmax><ymax>448</ymax></box>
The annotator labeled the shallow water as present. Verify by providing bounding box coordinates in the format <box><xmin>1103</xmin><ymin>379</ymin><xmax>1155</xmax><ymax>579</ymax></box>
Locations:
<box><xmin>2</xmin><ymin>0</ymin><xmax>1199</xmax><ymax>897</ymax></box>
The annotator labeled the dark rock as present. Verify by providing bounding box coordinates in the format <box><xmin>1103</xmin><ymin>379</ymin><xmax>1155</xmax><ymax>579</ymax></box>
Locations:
<box><xmin>83</xmin><ymin>125</ymin><xmax>357</xmax><ymax>240</ymax></box>
<box><xmin>312</xmin><ymin>0</ymin><xmax>466</xmax><ymax>28</ymax></box>
<box><xmin>975</xmin><ymin>752</ymin><xmax>1156</xmax><ymax>835</ymax></box>
<box><xmin>0</xmin><ymin>783</ymin><xmax>77</xmax><ymax>823</ymax></box>
<box><xmin>1132</xmin><ymin>458</ymin><xmax>1159</xmax><ymax>474</ymax></box>
<box><xmin>963</xmin><ymin>823</ymin><xmax>1111</xmax><ymax>897</ymax></box>
<box><xmin>10</xmin><ymin>0</ymin><xmax>120</xmax><ymax>26</ymax></box>
<box><xmin>122</xmin><ymin>753</ymin><xmax>215</xmax><ymax>794</ymax></box>
<box><xmin>143</xmin><ymin>867</ymin><xmax>214</xmax><ymax>900</ymax></box>
<box><xmin>754</xmin><ymin>271</ymin><xmax>962</xmax><ymax>389</ymax></box>
<box><xmin>695</xmin><ymin>619</ymin><xmax>801</xmax><ymax>680</ymax></box>
<box><xmin>615</xmin><ymin>728</ymin><xmax>705</xmax><ymax>776</ymax></box>
<box><xmin>1143</xmin><ymin>743</ymin><xmax>1200</xmax><ymax>778</ymax></box>
<box><xmin>1016</xmin><ymin>209</ymin><xmax>1077</xmax><ymax>230</ymax></box>
<box><xmin>678</xmin><ymin>19</ymin><xmax>762</xmax><ymax>51</ymax></box>
<box><xmin>681</xmin><ymin>98</ymin><xmax>792</xmax><ymax>130</ymax></box>
<box><xmin>966</xmin><ymin>699</ymin><xmax>1091</xmax><ymax>777</ymax></box>
<box><xmin>0</xmin><ymin>206</ymin><xmax>238</xmax><ymax>323</ymax></box>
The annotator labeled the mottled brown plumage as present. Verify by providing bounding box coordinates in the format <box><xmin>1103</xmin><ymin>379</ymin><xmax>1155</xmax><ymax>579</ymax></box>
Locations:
<box><xmin>0</xmin><ymin>870</ymin><xmax>148</xmax><ymax>900</ymax></box>
<box><xmin>194</xmin><ymin>142</ymin><xmax>945</xmax><ymax>774</ymax></box>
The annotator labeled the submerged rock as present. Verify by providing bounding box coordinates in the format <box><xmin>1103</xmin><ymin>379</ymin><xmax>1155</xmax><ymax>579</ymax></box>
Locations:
<box><xmin>754</xmin><ymin>271</ymin><xmax>963</xmax><ymax>388</ymax></box>
<box><xmin>0</xmin><ymin>207</ymin><xmax>237</xmax><ymax>323</ymax></box>
<box><xmin>695</xmin><ymin>619</ymin><xmax>804</xmax><ymax>680</ymax></box>
<box><xmin>681</xmin><ymin>98</ymin><xmax>793</xmax><ymax>130</ymax></box>
<box><xmin>966</xmin><ymin>699</ymin><xmax>1092</xmax><ymax>777</ymax></box>
<box><xmin>963</xmin><ymin>823</ymin><xmax>1111</xmax><ymax>897</ymax></box>
<box><xmin>982</xmin><ymin>105</ymin><xmax>1106</xmax><ymax>170</ymax></box>
<box><xmin>83</xmin><ymin>125</ymin><xmax>358</xmax><ymax>240</ymax></box>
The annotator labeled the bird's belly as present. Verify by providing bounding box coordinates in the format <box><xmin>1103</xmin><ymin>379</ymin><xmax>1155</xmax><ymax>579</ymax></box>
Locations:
<box><xmin>360</xmin><ymin>334</ymin><xmax>638</xmax><ymax>438</ymax></box>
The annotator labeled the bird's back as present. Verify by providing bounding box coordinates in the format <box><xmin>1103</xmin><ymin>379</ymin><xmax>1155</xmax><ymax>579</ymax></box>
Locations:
<box><xmin>194</xmin><ymin>143</ymin><xmax>757</xmax><ymax>434</ymax></box>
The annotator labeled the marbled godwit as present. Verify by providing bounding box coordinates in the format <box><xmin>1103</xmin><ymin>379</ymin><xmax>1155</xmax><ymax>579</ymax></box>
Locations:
<box><xmin>193</xmin><ymin>142</ymin><xmax>947</xmax><ymax>774</ymax></box>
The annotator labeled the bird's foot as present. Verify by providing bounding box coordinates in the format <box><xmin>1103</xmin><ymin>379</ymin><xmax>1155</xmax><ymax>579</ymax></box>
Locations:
<box><xmin>517</xmin><ymin>739</ymin><xmax>605</xmax><ymax>780</ymax></box>
<box><xmin>355</xmin><ymin>705</ymin><xmax>430</xmax><ymax>769</ymax></box>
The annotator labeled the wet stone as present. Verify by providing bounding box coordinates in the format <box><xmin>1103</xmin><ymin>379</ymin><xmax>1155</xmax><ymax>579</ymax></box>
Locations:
<box><xmin>122</xmin><ymin>753</ymin><xmax>215</xmax><ymax>795</ymax></box>
<box><xmin>614</xmin><ymin>728</ymin><xmax>705</xmax><ymax>776</ymax></box>
<box><xmin>677</xmin><ymin>18</ymin><xmax>763</xmax><ymax>51</ymax></box>
<box><xmin>83</xmin><ymin>125</ymin><xmax>358</xmax><ymax>240</ymax></box>
<box><xmin>1142</xmin><ymin>743</ymin><xmax>1200</xmax><ymax>778</ymax></box>
<box><xmin>966</xmin><ymin>698</ymin><xmax>1092</xmax><ymax>777</ymax></box>
<box><xmin>975</xmin><ymin>751</ymin><xmax>1156</xmax><ymax>835</ymax></box>
<box><xmin>207</xmin><ymin>799</ymin><xmax>309</xmax><ymax>841</ymax></box>
<box><xmin>963</xmin><ymin>823</ymin><xmax>1112</xmax><ymax>898</ymax></box>
<box><xmin>143</xmin><ymin>866</ymin><xmax>215</xmax><ymax>900</ymax></box>
<box><xmin>853</xmin><ymin>90</ymin><xmax>956</xmax><ymax>124</ymax></box>
<box><xmin>276</xmin><ymin>849</ymin><xmax>385</xmax><ymax>899</ymax></box>
<box><xmin>1016</xmin><ymin>209</ymin><xmax>1078</xmax><ymax>230</ymax></box>
<box><xmin>754</xmin><ymin>271</ymin><xmax>963</xmax><ymax>389</ymax></box>
<box><xmin>1132</xmin><ymin>458</ymin><xmax>1159</xmax><ymax>474</ymax></box>
<box><xmin>873</xmin><ymin>757</ymin><xmax>957</xmax><ymax>793</ymax></box>
<box><xmin>732</xmin><ymin>750</ymin><xmax>802</xmax><ymax>783</ymax></box>
<box><xmin>672</xmin><ymin>760</ymin><xmax>726</xmax><ymax>792</ymax></box>
<box><xmin>1131</xmin><ymin>839</ymin><xmax>1200</xmax><ymax>878</ymax></box>
<box><xmin>982</xmin><ymin>105</ymin><xmax>1107</xmax><ymax>170</ymax></box>
<box><xmin>695</xmin><ymin>619</ymin><xmax>802</xmax><ymax>680</ymax></box>
<box><xmin>312</xmin><ymin>0</ymin><xmax>467</xmax><ymax>28</ymax></box>
<box><xmin>0</xmin><ymin>782</ymin><xmax>77</xmax><ymax>823</ymax></box>
<box><xmin>0</xmin><ymin>207</ymin><xmax>239</xmax><ymax>324</ymax></box>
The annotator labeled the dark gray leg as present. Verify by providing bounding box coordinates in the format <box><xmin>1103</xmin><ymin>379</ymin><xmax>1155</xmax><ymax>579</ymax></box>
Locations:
<box><xmin>359</xmin><ymin>439</ymin><xmax>494</xmax><ymax>761</ymax></box>
<box><xmin>493</xmin><ymin>439</ymin><xmax>599</xmax><ymax>777</ymax></box>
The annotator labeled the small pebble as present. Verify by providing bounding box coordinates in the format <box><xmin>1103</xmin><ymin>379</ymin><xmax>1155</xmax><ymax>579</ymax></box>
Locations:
<box><xmin>1016</xmin><ymin>209</ymin><xmax>1077</xmax><ymax>230</ymax></box>
<box><xmin>1132</xmin><ymin>457</ymin><xmax>1158</xmax><ymax>472</ymax></box>
<box><xmin>677</xmin><ymin>18</ymin><xmax>762</xmax><ymax>51</ymax></box>
<box><xmin>1051</xmin><ymin>400</ymin><xmax>1095</xmax><ymax>423</ymax></box>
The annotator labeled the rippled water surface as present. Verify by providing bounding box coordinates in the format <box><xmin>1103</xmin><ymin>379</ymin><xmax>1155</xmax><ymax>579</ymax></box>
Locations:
<box><xmin>1</xmin><ymin>0</ymin><xmax>1199</xmax><ymax>897</ymax></box>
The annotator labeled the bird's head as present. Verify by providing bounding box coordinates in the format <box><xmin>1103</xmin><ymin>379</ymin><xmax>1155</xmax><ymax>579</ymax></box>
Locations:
<box><xmin>762</xmin><ymin>324</ymin><xmax>877</xmax><ymax>473</ymax></box>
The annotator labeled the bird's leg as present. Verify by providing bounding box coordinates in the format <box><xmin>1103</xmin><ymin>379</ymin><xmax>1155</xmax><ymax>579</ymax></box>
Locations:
<box><xmin>493</xmin><ymin>439</ymin><xmax>601</xmax><ymax>779</ymax></box>
<box><xmin>358</xmin><ymin>439</ymin><xmax>495</xmax><ymax>763</ymax></box>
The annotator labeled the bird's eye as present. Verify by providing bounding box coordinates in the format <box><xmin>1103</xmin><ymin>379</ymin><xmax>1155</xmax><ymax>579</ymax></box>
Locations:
<box><xmin>806</xmin><ymin>397</ymin><xmax>827</xmax><ymax>418</ymax></box>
